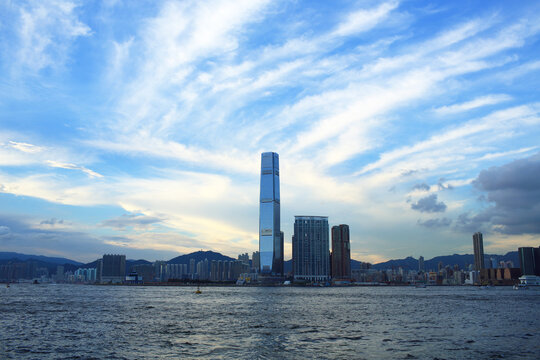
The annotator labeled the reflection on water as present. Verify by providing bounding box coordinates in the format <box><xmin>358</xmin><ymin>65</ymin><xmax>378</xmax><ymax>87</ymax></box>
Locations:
<box><xmin>1</xmin><ymin>284</ymin><xmax>539</xmax><ymax>359</ymax></box>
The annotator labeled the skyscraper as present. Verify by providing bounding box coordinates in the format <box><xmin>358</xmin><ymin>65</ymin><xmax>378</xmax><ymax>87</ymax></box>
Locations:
<box><xmin>418</xmin><ymin>256</ymin><xmax>425</xmax><ymax>272</ymax></box>
<box><xmin>331</xmin><ymin>224</ymin><xmax>351</xmax><ymax>279</ymax></box>
<box><xmin>292</xmin><ymin>216</ymin><xmax>330</xmax><ymax>282</ymax></box>
<box><xmin>473</xmin><ymin>232</ymin><xmax>485</xmax><ymax>271</ymax></box>
<box><xmin>518</xmin><ymin>247</ymin><xmax>540</xmax><ymax>275</ymax></box>
<box><xmin>100</xmin><ymin>254</ymin><xmax>126</xmax><ymax>284</ymax></box>
<box><xmin>259</xmin><ymin>152</ymin><xmax>283</xmax><ymax>276</ymax></box>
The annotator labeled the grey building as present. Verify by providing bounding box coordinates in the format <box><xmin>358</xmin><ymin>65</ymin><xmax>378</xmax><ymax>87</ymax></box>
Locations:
<box><xmin>331</xmin><ymin>224</ymin><xmax>351</xmax><ymax>279</ymax></box>
<box><xmin>293</xmin><ymin>216</ymin><xmax>330</xmax><ymax>282</ymax></box>
<box><xmin>473</xmin><ymin>232</ymin><xmax>485</xmax><ymax>271</ymax></box>
<box><xmin>418</xmin><ymin>256</ymin><xmax>425</xmax><ymax>272</ymax></box>
<box><xmin>259</xmin><ymin>152</ymin><xmax>283</xmax><ymax>276</ymax></box>
<box><xmin>518</xmin><ymin>247</ymin><xmax>540</xmax><ymax>275</ymax></box>
<box><xmin>252</xmin><ymin>251</ymin><xmax>260</xmax><ymax>272</ymax></box>
<box><xmin>100</xmin><ymin>254</ymin><xmax>126</xmax><ymax>284</ymax></box>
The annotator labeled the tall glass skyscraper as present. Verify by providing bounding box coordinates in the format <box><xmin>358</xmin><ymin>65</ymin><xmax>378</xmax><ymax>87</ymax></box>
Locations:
<box><xmin>292</xmin><ymin>216</ymin><xmax>330</xmax><ymax>281</ymax></box>
<box><xmin>259</xmin><ymin>152</ymin><xmax>283</xmax><ymax>276</ymax></box>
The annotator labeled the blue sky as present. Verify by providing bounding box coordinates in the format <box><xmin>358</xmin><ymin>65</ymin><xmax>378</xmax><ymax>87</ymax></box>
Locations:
<box><xmin>1</xmin><ymin>0</ymin><xmax>539</xmax><ymax>263</ymax></box>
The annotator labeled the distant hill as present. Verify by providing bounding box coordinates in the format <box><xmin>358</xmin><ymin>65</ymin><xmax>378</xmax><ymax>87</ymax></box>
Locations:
<box><xmin>168</xmin><ymin>250</ymin><xmax>235</xmax><ymax>264</ymax></box>
<box><xmin>371</xmin><ymin>251</ymin><xmax>519</xmax><ymax>271</ymax></box>
<box><xmin>284</xmin><ymin>252</ymin><xmax>519</xmax><ymax>273</ymax></box>
<box><xmin>0</xmin><ymin>252</ymin><xmax>82</xmax><ymax>266</ymax></box>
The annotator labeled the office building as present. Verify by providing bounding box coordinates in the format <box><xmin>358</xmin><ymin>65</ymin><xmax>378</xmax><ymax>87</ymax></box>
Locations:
<box><xmin>518</xmin><ymin>247</ymin><xmax>540</xmax><ymax>275</ymax></box>
<box><xmin>292</xmin><ymin>216</ymin><xmax>330</xmax><ymax>282</ymax></box>
<box><xmin>331</xmin><ymin>224</ymin><xmax>351</xmax><ymax>279</ymax></box>
<box><xmin>418</xmin><ymin>256</ymin><xmax>425</xmax><ymax>272</ymax></box>
<box><xmin>252</xmin><ymin>251</ymin><xmax>260</xmax><ymax>272</ymax></box>
<box><xmin>473</xmin><ymin>232</ymin><xmax>485</xmax><ymax>271</ymax></box>
<box><xmin>100</xmin><ymin>254</ymin><xmax>126</xmax><ymax>284</ymax></box>
<box><xmin>259</xmin><ymin>152</ymin><xmax>283</xmax><ymax>276</ymax></box>
<box><xmin>189</xmin><ymin>258</ymin><xmax>195</xmax><ymax>279</ymax></box>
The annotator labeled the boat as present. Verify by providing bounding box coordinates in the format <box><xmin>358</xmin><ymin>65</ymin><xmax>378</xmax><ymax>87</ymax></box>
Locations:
<box><xmin>517</xmin><ymin>275</ymin><xmax>540</xmax><ymax>287</ymax></box>
<box><xmin>195</xmin><ymin>285</ymin><xmax>202</xmax><ymax>294</ymax></box>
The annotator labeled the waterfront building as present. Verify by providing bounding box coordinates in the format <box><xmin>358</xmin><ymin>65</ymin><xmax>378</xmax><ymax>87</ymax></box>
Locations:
<box><xmin>473</xmin><ymin>232</ymin><xmax>485</xmax><ymax>271</ymax></box>
<box><xmin>217</xmin><ymin>260</ymin><xmax>223</xmax><ymax>281</ymax></box>
<box><xmin>252</xmin><ymin>251</ymin><xmax>260</xmax><ymax>272</ymax></box>
<box><xmin>238</xmin><ymin>253</ymin><xmax>249</xmax><ymax>263</ymax></box>
<box><xmin>130</xmin><ymin>264</ymin><xmax>154</xmax><ymax>282</ymax></box>
<box><xmin>74</xmin><ymin>268</ymin><xmax>97</xmax><ymax>283</ymax></box>
<box><xmin>223</xmin><ymin>261</ymin><xmax>231</xmax><ymax>281</ymax></box>
<box><xmin>154</xmin><ymin>261</ymin><xmax>167</xmax><ymax>282</ymax></box>
<box><xmin>210</xmin><ymin>260</ymin><xmax>217</xmax><ymax>281</ymax></box>
<box><xmin>259</xmin><ymin>152</ymin><xmax>283</xmax><ymax>276</ymax></box>
<box><xmin>518</xmin><ymin>247</ymin><xmax>540</xmax><ymax>275</ymax></box>
<box><xmin>292</xmin><ymin>216</ymin><xmax>330</xmax><ymax>282</ymax></box>
<box><xmin>189</xmin><ymin>259</ymin><xmax>195</xmax><ymax>279</ymax></box>
<box><xmin>331</xmin><ymin>224</ymin><xmax>351</xmax><ymax>279</ymax></box>
<box><xmin>55</xmin><ymin>265</ymin><xmax>64</xmax><ymax>282</ymax></box>
<box><xmin>418</xmin><ymin>256</ymin><xmax>424</xmax><ymax>272</ymax></box>
<box><xmin>100</xmin><ymin>254</ymin><xmax>126</xmax><ymax>284</ymax></box>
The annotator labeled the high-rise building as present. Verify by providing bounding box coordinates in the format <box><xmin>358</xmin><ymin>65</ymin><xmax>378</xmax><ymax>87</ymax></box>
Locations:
<box><xmin>252</xmin><ymin>251</ymin><xmax>260</xmax><ymax>272</ymax></box>
<box><xmin>292</xmin><ymin>216</ymin><xmax>330</xmax><ymax>282</ymax></box>
<box><xmin>473</xmin><ymin>232</ymin><xmax>485</xmax><ymax>271</ymax></box>
<box><xmin>331</xmin><ymin>224</ymin><xmax>351</xmax><ymax>279</ymax></box>
<box><xmin>418</xmin><ymin>256</ymin><xmax>425</xmax><ymax>272</ymax></box>
<box><xmin>259</xmin><ymin>152</ymin><xmax>283</xmax><ymax>276</ymax></box>
<box><xmin>100</xmin><ymin>254</ymin><xmax>126</xmax><ymax>284</ymax></box>
<box><xmin>189</xmin><ymin>258</ymin><xmax>195</xmax><ymax>279</ymax></box>
<box><xmin>518</xmin><ymin>247</ymin><xmax>540</xmax><ymax>275</ymax></box>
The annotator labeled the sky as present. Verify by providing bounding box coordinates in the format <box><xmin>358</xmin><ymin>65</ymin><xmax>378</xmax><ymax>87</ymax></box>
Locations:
<box><xmin>1</xmin><ymin>0</ymin><xmax>539</xmax><ymax>263</ymax></box>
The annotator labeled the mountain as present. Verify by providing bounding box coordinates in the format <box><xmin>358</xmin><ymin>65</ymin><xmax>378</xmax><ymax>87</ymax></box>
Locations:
<box><xmin>0</xmin><ymin>252</ymin><xmax>82</xmax><ymax>265</ymax></box>
<box><xmin>168</xmin><ymin>250</ymin><xmax>235</xmax><ymax>264</ymax></box>
<box><xmin>371</xmin><ymin>251</ymin><xmax>519</xmax><ymax>271</ymax></box>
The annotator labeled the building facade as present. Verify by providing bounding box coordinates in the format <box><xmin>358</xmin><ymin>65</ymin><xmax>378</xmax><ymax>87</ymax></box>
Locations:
<box><xmin>292</xmin><ymin>216</ymin><xmax>330</xmax><ymax>282</ymax></box>
<box><xmin>259</xmin><ymin>152</ymin><xmax>283</xmax><ymax>276</ymax></box>
<box><xmin>473</xmin><ymin>232</ymin><xmax>485</xmax><ymax>271</ymax></box>
<box><xmin>100</xmin><ymin>254</ymin><xmax>126</xmax><ymax>284</ymax></box>
<box><xmin>518</xmin><ymin>247</ymin><xmax>540</xmax><ymax>275</ymax></box>
<box><xmin>331</xmin><ymin>224</ymin><xmax>351</xmax><ymax>279</ymax></box>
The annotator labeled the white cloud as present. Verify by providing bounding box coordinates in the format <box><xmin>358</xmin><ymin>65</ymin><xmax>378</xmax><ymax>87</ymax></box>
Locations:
<box><xmin>8</xmin><ymin>141</ymin><xmax>44</xmax><ymax>153</ymax></box>
<box><xmin>0</xmin><ymin>226</ymin><xmax>10</xmax><ymax>235</ymax></box>
<box><xmin>332</xmin><ymin>1</ymin><xmax>399</xmax><ymax>37</ymax></box>
<box><xmin>15</xmin><ymin>0</ymin><xmax>91</xmax><ymax>73</ymax></box>
<box><xmin>434</xmin><ymin>94</ymin><xmax>512</xmax><ymax>115</ymax></box>
<box><xmin>46</xmin><ymin>160</ymin><xmax>103</xmax><ymax>178</ymax></box>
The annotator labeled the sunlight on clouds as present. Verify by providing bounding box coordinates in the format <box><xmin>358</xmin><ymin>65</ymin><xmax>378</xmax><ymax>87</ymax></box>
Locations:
<box><xmin>357</xmin><ymin>104</ymin><xmax>540</xmax><ymax>176</ymax></box>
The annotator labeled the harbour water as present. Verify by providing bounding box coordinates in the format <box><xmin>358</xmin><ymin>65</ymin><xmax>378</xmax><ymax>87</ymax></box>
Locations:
<box><xmin>1</xmin><ymin>284</ymin><xmax>539</xmax><ymax>359</ymax></box>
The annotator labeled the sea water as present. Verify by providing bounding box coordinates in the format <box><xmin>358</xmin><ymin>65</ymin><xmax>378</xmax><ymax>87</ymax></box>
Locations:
<box><xmin>1</xmin><ymin>284</ymin><xmax>539</xmax><ymax>359</ymax></box>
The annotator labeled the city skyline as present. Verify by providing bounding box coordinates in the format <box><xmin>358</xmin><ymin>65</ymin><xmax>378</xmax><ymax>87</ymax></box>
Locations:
<box><xmin>1</xmin><ymin>1</ymin><xmax>540</xmax><ymax>263</ymax></box>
